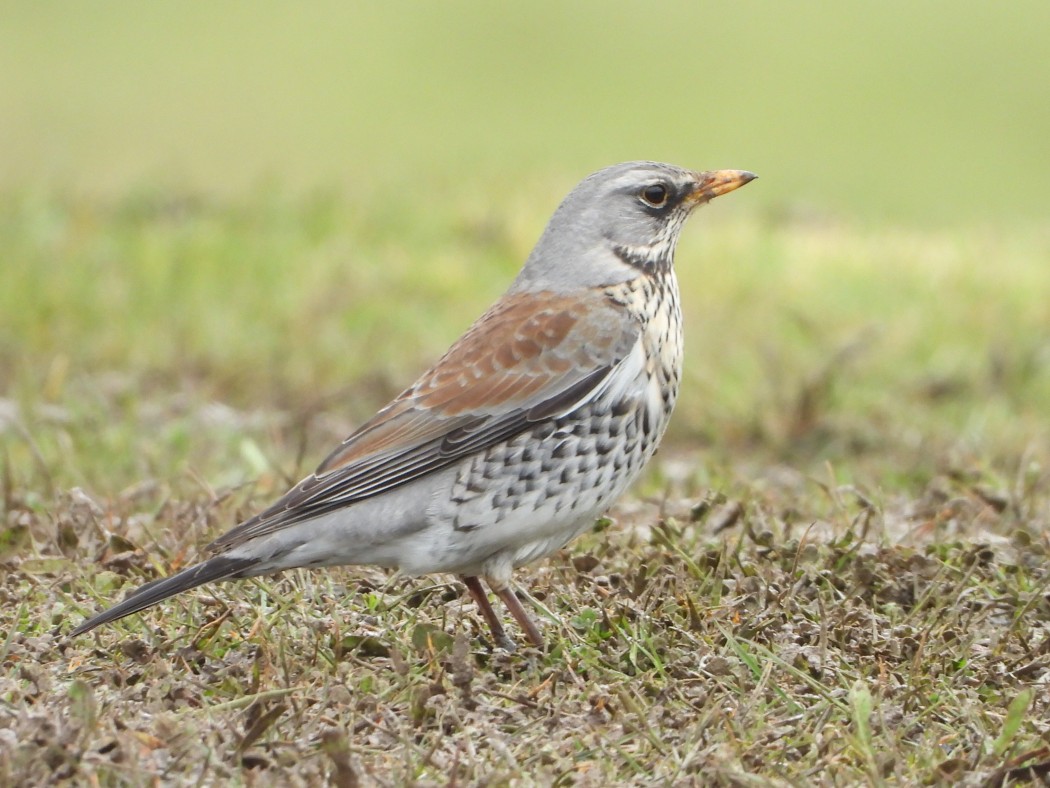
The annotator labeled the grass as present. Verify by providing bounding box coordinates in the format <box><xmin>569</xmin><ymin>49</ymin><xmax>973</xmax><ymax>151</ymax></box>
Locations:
<box><xmin>2</xmin><ymin>183</ymin><xmax>1050</xmax><ymax>785</ymax></box>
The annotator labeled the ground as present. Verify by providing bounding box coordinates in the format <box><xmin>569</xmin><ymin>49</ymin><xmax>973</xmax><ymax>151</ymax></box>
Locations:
<box><xmin>2</xmin><ymin>190</ymin><xmax>1049</xmax><ymax>785</ymax></box>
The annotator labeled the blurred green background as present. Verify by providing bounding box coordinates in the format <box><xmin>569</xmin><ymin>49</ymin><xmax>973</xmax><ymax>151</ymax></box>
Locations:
<box><xmin>2</xmin><ymin>1</ymin><xmax>1048</xmax><ymax>224</ymax></box>
<box><xmin>2</xmin><ymin>2</ymin><xmax>1049</xmax><ymax>496</ymax></box>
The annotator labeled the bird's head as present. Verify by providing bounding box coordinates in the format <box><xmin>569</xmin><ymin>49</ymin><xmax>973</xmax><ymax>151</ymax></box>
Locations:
<box><xmin>512</xmin><ymin>161</ymin><xmax>756</xmax><ymax>293</ymax></box>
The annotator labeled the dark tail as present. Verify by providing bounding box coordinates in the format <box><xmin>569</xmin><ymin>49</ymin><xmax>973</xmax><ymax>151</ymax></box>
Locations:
<box><xmin>70</xmin><ymin>554</ymin><xmax>259</xmax><ymax>636</ymax></box>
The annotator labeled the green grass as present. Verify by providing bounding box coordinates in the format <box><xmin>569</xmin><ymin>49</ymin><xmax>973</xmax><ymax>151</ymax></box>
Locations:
<box><xmin>2</xmin><ymin>182</ymin><xmax>1049</xmax><ymax>785</ymax></box>
<box><xmin>4</xmin><ymin>187</ymin><xmax>1048</xmax><ymax>493</ymax></box>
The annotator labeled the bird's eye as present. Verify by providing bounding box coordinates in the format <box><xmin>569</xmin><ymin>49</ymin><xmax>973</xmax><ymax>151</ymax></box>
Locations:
<box><xmin>640</xmin><ymin>183</ymin><xmax>669</xmax><ymax>208</ymax></box>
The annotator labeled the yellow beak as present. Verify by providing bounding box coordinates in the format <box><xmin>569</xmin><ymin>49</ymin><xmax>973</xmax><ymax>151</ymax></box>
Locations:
<box><xmin>686</xmin><ymin>169</ymin><xmax>758</xmax><ymax>204</ymax></box>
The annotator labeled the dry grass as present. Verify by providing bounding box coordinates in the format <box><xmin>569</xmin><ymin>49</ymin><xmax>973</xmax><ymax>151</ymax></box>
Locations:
<box><xmin>5</xmin><ymin>423</ymin><xmax>1050</xmax><ymax>785</ymax></box>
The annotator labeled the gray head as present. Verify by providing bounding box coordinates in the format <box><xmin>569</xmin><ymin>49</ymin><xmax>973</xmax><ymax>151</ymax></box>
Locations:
<box><xmin>510</xmin><ymin>161</ymin><xmax>756</xmax><ymax>294</ymax></box>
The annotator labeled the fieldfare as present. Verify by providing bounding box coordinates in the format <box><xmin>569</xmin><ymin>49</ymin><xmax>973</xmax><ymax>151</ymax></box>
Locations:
<box><xmin>73</xmin><ymin>162</ymin><xmax>756</xmax><ymax>650</ymax></box>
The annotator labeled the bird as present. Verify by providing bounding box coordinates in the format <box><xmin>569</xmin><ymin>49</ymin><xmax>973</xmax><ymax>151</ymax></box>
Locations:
<box><xmin>72</xmin><ymin>162</ymin><xmax>756</xmax><ymax>650</ymax></box>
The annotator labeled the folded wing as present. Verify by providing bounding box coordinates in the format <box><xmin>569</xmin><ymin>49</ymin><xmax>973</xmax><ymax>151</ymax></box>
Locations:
<box><xmin>209</xmin><ymin>289</ymin><xmax>639</xmax><ymax>551</ymax></box>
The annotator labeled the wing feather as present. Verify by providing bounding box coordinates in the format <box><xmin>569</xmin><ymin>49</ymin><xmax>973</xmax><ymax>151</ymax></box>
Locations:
<box><xmin>209</xmin><ymin>289</ymin><xmax>638</xmax><ymax>551</ymax></box>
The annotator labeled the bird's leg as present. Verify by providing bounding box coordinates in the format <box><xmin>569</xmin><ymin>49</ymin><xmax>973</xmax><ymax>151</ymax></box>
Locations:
<box><xmin>493</xmin><ymin>584</ymin><xmax>544</xmax><ymax>649</ymax></box>
<box><xmin>460</xmin><ymin>575</ymin><xmax>517</xmax><ymax>652</ymax></box>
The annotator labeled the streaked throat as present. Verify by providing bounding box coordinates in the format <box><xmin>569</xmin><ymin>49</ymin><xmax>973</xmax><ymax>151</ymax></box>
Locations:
<box><xmin>610</xmin><ymin>239</ymin><xmax>676</xmax><ymax>272</ymax></box>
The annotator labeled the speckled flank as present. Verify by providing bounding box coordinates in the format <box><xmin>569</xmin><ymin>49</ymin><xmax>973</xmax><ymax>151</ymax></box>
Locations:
<box><xmin>427</xmin><ymin>268</ymin><xmax>682</xmax><ymax>585</ymax></box>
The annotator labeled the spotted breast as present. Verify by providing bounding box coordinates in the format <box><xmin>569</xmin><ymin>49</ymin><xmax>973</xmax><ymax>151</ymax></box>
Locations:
<box><xmin>421</xmin><ymin>267</ymin><xmax>683</xmax><ymax>587</ymax></box>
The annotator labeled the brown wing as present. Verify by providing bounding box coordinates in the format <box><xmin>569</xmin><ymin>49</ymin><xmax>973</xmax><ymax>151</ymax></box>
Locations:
<box><xmin>209</xmin><ymin>289</ymin><xmax>639</xmax><ymax>551</ymax></box>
